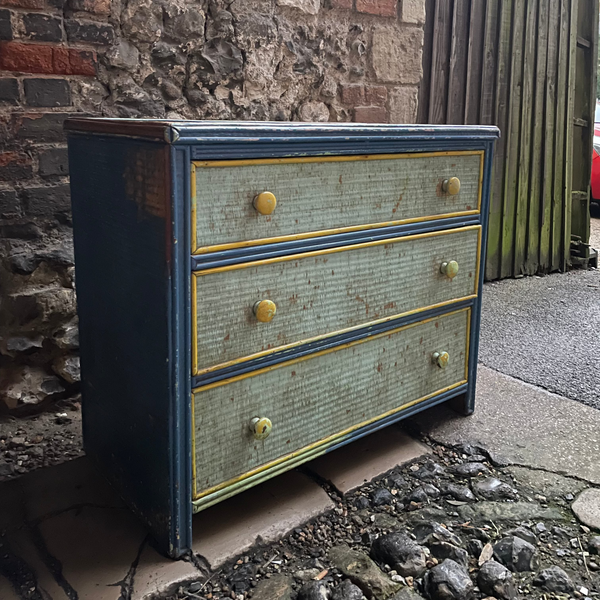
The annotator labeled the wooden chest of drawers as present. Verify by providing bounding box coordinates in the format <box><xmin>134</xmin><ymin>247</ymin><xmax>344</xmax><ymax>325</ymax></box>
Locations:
<box><xmin>66</xmin><ymin>119</ymin><xmax>498</xmax><ymax>557</ymax></box>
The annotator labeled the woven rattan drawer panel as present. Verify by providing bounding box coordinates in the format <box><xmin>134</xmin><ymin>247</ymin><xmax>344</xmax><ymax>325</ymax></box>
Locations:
<box><xmin>193</xmin><ymin>227</ymin><xmax>480</xmax><ymax>374</ymax></box>
<box><xmin>192</xmin><ymin>309</ymin><xmax>469</xmax><ymax>499</ymax></box>
<box><xmin>192</xmin><ymin>152</ymin><xmax>483</xmax><ymax>252</ymax></box>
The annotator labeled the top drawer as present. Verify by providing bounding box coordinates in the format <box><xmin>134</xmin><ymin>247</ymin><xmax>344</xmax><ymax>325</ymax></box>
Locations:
<box><xmin>192</xmin><ymin>151</ymin><xmax>483</xmax><ymax>253</ymax></box>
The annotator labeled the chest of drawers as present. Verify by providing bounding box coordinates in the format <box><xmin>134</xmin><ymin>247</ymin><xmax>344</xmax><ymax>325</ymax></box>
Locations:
<box><xmin>66</xmin><ymin>119</ymin><xmax>498</xmax><ymax>558</ymax></box>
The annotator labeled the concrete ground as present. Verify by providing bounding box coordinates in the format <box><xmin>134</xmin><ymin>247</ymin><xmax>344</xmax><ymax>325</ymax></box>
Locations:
<box><xmin>3</xmin><ymin>249</ymin><xmax>600</xmax><ymax>598</ymax></box>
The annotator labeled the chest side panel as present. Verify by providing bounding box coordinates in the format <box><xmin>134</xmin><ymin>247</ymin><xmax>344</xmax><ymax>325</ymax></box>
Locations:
<box><xmin>193</xmin><ymin>309</ymin><xmax>469</xmax><ymax>498</ymax></box>
<box><xmin>193</xmin><ymin>227</ymin><xmax>480</xmax><ymax>373</ymax></box>
<box><xmin>193</xmin><ymin>152</ymin><xmax>482</xmax><ymax>252</ymax></box>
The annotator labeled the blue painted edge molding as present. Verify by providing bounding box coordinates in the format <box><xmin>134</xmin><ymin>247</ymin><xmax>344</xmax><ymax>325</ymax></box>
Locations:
<box><xmin>191</xmin><ymin>215</ymin><xmax>481</xmax><ymax>270</ymax></box>
<box><xmin>192</xmin><ymin>298</ymin><xmax>474</xmax><ymax>389</ymax></box>
<box><xmin>169</xmin><ymin>146</ymin><xmax>193</xmax><ymax>556</ymax></box>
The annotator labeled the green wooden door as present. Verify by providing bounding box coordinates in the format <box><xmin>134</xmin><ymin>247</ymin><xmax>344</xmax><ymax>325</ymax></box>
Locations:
<box><xmin>418</xmin><ymin>0</ymin><xmax>599</xmax><ymax>280</ymax></box>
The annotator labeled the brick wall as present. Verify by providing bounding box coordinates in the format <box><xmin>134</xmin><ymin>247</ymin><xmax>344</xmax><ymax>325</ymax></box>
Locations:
<box><xmin>0</xmin><ymin>0</ymin><xmax>425</xmax><ymax>411</ymax></box>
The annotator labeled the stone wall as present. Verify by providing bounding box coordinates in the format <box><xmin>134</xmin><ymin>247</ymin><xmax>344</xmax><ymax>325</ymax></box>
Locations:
<box><xmin>0</xmin><ymin>0</ymin><xmax>425</xmax><ymax>412</ymax></box>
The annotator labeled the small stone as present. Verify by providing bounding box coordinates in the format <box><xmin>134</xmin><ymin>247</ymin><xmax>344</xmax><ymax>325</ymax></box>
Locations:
<box><xmin>52</xmin><ymin>355</ymin><xmax>81</xmax><ymax>384</ymax></box>
<box><xmin>534</xmin><ymin>522</ymin><xmax>547</xmax><ymax>534</ymax></box>
<box><xmin>329</xmin><ymin>545</ymin><xmax>400</xmax><ymax>599</ymax></box>
<box><xmin>572</xmin><ymin>489</ymin><xmax>600</xmax><ymax>530</ymax></box>
<box><xmin>424</xmin><ymin>559</ymin><xmax>474</xmax><ymax>600</ymax></box>
<box><xmin>298</xmin><ymin>581</ymin><xmax>330</xmax><ymax>600</ymax></box>
<box><xmin>412</xmin><ymin>522</ymin><xmax>462</xmax><ymax>548</ymax></box>
<box><xmin>442</xmin><ymin>484</ymin><xmax>477</xmax><ymax>503</ymax></box>
<box><xmin>188</xmin><ymin>582</ymin><xmax>202</xmax><ymax>593</ymax></box>
<box><xmin>493</xmin><ymin>536</ymin><xmax>538</xmax><ymax>572</ymax></box>
<box><xmin>533</xmin><ymin>566</ymin><xmax>574</xmax><ymax>593</ymax></box>
<box><xmin>453</xmin><ymin>462</ymin><xmax>490</xmax><ymax>478</ymax></box>
<box><xmin>372</xmin><ymin>488</ymin><xmax>395</xmax><ymax>507</ymax></box>
<box><xmin>388</xmin><ymin>473</ymin><xmax>408</xmax><ymax>489</ymax></box>
<box><xmin>422</xmin><ymin>484</ymin><xmax>441</xmax><ymax>499</ymax></box>
<box><xmin>588</xmin><ymin>536</ymin><xmax>600</xmax><ymax>555</ymax></box>
<box><xmin>466</xmin><ymin>539</ymin><xmax>484</xmax><ymax>557</ymax></box>
<box><xmin>477</xmin><ymin>561</ymin><xmax>517</xmax><ymax>600</ymax></box>
<box><xmin>428</xmin><ymin>542</ymin><xmax>469</xmax><ymax>568</ymax></box>
<box><xmin>391</xmin><ymin>589</ymin><xmax>427</xmax><ymax>600</ymax></box>
<box><xmin>331</xmin><ymin>580</ymin><xmax>366</xmax><ymax>600</ymax></box>
<box><xmin>406</xmin><ymin>487</ymin><xmax>430</xmax><ymax>504</ymax></box>
<box><xmin>472</xmin><ymin>478</ymin><xmax>518</xmax><ymax>501</ymax></box>
<box><xmin>414</xmin><ymin>463</ymin><xmax>446</xmax><ymax>480</ymax></box>
<box><xmin>504</xmin><ymin>527</ymin><xmax>537</xmax><ymax>546</ymax></box>
<box><xmin>55</xmin><ymin>412</ymin><xmax>72</xmax><ymax>425</ymax></box>
<box><xmin>355</xmin><ymin>495</ymin><xmax>371</xmax><ymax>510</ymax></box>
<box><xmin>294</xmin><ymin>569</ymin><xmax>321</xmax><ymax>582</ymax></box>
<box><xmin>565</xmin><ymin>493</ymin><xmax>575</xmax><ymax>501</ymax></box>
<box><xmin>252</xmin><ymin>575</ymin><xmax>294</xmax><ymax>600</ymax></box>
<box><xmin>0</xmin><ymin>461</ymin><xmax>14</xmax><ymax>477</ymax></box>
<box><xmin>370</xmin><ymin>532</ymin><xmax>427</xmax><ymax>577</ymax></box>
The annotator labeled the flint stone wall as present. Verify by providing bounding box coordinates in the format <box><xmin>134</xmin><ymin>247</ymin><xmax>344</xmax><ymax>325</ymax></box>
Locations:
<box><xmin>0</xmin><ymin>0</ymin><xmax>424</xmax><ymax>411</ymax></box>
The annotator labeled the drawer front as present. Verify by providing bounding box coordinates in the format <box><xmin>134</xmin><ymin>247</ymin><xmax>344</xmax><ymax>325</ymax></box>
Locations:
<box><xmin>192</xmin><ymin>308</ymin><xmax>469</xmax><ymax>499</ymax></box>
<box><xmin>193</xmin><ymin>226</ymin><xmax>480</xmax><ymax>374</ymax></box>
<box><xmin>192</xmin><ymin>151</ymin><xmax>483</xmax><ymax>253</ymax></box>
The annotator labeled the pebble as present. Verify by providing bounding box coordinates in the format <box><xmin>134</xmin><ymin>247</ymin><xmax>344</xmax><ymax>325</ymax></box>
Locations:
<box><xmin>452</xmin><ymin>462</ymin><xmax>490</xmax><ymax>478</ymax></box>
<box><xmin>370</xmin><ymin>532</ymin><xmax>427</xmax><ymax>577</ymax></box>
<box><xmin>472</xmin><ymin>478</ymin><xmax>518</xmax><ymax>501</ymax></box>
<box><xmin>493</xmin><ymin>536</ymin><xmax>538</xmax><ymax>572</ymax></box>
<box><xmin>477</xmin><ymin>560</ymin><xmax>517</xmax><ymax>600</ymax></box>
<box><xmin>443</xmin><ymin>483</ymin><xmax>477</xmax><ymax>502</ymax></box>
<box><xmin>371</xmin><ymin>487</ymin><xmax>395</xmax><ymax>507</ymax></box>
<box><xmin>424</xmin><ymin>559</ymin><xmax>474</xmax><ymax>600</ymax></box>
<box><xmin>533</xmin><ymin>566</ymin><xmax>574</xmax><ymax>593</ymax></box>
<box><xmin>589</xmin><ymin>536</ymin><xmax>600</xmax><ymax>555</ymax></box>
<box><xmin>414</xmin><ymin>463</ymin><xmax>446</xmax><ymax>480</ymax></box>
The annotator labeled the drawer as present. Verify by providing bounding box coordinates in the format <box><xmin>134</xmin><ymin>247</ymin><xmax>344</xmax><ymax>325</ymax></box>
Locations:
<box><xmin>192</xmin><ymin>151</ymin><xmax>483</xmax><ymax>253</ymax></box>
<box><xmin>192</xmin><ymin>226</ymin><xmax>480</xmax><ymax>374</ymax></box>
<box><xmin>192</xmin><ymin>308</ymin><xmax>469</xmax><ymax>499</ymax></box>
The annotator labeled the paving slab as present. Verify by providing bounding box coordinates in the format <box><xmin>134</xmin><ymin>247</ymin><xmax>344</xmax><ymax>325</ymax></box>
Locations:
<box><xmin>307</xmin><ymin>425</ymin><xmax>430</xmax><ymax>494</ymax></box>
<box><xmin>131</xmin><ymin>544</ymin><xmax>199</xmax><ymax>600</ymax></box>
<box><xmin>410</xmin><ymin>366</ymin><xmax>600</xmax><ymax>485</ymax></box>
<box><xmin>192</xmin><ymin>470</ymin><xmax>334</xmax><ymax>568</ymax></box>
<box><xmin>572</xmin><ymin>488</ymin><xmax>600</xmax><ymax>530</ymax></box>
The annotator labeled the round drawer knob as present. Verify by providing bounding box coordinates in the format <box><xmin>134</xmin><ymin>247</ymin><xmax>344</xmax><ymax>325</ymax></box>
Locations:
<box><xmin>442</xmin><ymin>177</ymin><xmax>461</xmax><ymax>195</ymax></box>
<box><xmin>253</xmin><ymin>191</ymin><xmax>277</xmax><ymax>215</ymax></box>
<box><xmin>432</xmin><ymin>351</ymin><xmax>450</xmax><ymax>369</ymax></box>
<box><xmin>250</xmin><ymin>417</ymin><xmax>272</xmax><ymax>440</ymax></box>
<box><xmin>253</xmin><ymin>299</ymin><xmax>277</xmax><ymax>323</ymax></box>
<box><xmin>440</xmin><ymin>260</ymin><xmax>459</xmax><ymax>280</ymax></box>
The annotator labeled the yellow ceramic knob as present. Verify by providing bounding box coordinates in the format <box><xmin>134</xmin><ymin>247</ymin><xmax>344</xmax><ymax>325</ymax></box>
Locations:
<box><xmin>250</xmin><ymin>417</ymin><xmax>272</xmax><ymax>440</ymax></box>
<box><xmin>253</xmin><ymin>299</ymin><xmax>277</xmax><ymax>323</ymax></box>
<box><xmin>253</xmin><ymin>192</ymin><xmax>277</xmax><ymax>215</ymax></box>
<box><xmin>440</xmin><ymin>260</ymin><xmax>459</xmax><ymax>280</ymax></box>
<box><xmin>442</xmin><ymin>177</ymin><xmax>461</xmax><ymax>195</ymax></box>
<box><xmin>432</xmin><ymin>351</ymin><xmax>450</xmax><ymax>369</ymax></box>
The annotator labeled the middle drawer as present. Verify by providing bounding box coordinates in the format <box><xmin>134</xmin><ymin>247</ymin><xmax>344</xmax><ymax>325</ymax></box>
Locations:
<box><xmin>192</xmin><ymin>226</ymin><xmax>480</xmax><ymax>375</ymax></box>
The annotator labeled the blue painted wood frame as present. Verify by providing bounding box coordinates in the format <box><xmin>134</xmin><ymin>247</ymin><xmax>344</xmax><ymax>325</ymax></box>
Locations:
<box><xmin>66</xmin><ymin>119</ymin><xmax>498</xmax><ymax>558</ymax></box>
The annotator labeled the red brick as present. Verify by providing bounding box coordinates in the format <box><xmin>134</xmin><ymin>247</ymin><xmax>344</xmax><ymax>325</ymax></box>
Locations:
<box><xmin>69</xmin><ymin>0</ymin><xmax>111</xmax><ymax>15</ymax></box>
<box><xmin>1</xmin><ymin>0</ymin><xmax>45</xmax><ymax>8</ymax></box>
<box><xmin>364</xmin><ymin>85</ymin><xmax>387</xmax><ymax>106</ymax></box>
<box><xmin>356</xmin><ymin>0</ymin><xmax>397</xmax><ymax>17</ymax></box>
<box><xmin>330</xmin><ymin>0</ymin><xmax>353</xmax><ymax>7</ymax></box>
<box><xmin>354</xmin><ymin>106</ymin><xmax>388</xmax><ymax>123</ymax></box>
<box><xmin>341</xmin><ymin>84</ymin><xmax>364</xmax><ymax>106</ymax></box>
<box><xmin>0</xmin><ymin>42</ymin><xmax>96</xmax><ymax>76</ymax></box>
<box><xmin>0</xmin><ymin>152</ymin><xmax>32</xmax><ymax>181</ymax></box>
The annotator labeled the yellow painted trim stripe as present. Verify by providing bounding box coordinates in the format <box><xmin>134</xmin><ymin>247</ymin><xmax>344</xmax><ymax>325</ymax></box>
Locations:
<box><xmin>191</xmin><ymin>306</ymin><xmax>470</xmax><ymax>501</ymax></box>
<box><xmin>190</xmin><ymin>151</ymin><xmax>485</xmax><ymax>255</ymax></box>
<box><xmin>192</xmin><ymin>294</ymin><xmax>477</xmax><ymax>376</ymax></box>
<box><xmin>191</xmin><ymin>226</ymin><xmax>482</xmax><ymax>375</ymax></box>
<box><xmin>190</xmin><ymin>162</ymin><xmax>197</xmax><ymax>253</ymax></box>
<box><xmin>194</xmin><ymin>225</ymin><xmax>481</xmax><ymax>276</ymax></box>
<box><xmin>192</xmin><ymin>150</ymin><xmax>483</xmax><ymax>168</ymax></box>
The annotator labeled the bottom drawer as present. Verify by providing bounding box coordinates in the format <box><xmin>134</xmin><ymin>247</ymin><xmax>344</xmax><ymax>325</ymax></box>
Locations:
<box><xmin>192</xmin><ymin>308</ymin><xmax>470</xmax><ymax>500</ymax></box>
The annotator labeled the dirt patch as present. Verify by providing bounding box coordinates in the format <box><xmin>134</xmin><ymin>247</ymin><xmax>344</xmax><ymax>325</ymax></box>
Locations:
<box><xmin>0</xmin><ymin>398</ymin><xmax>83</xmax><ymax>482</ymax></box>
